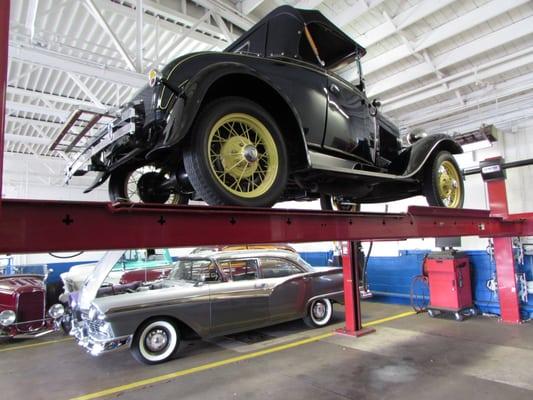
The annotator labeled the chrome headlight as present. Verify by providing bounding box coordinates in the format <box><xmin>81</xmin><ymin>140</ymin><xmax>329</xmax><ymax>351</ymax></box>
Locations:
<box><xmin>48</xmin><ymin>304</ymin><xmax>65</xmax><ymax>319</ymax></box>
<box><xmin>0</xmin><ymin>310</ymin><xmax>16</xmax><ymax>327</ymax></box>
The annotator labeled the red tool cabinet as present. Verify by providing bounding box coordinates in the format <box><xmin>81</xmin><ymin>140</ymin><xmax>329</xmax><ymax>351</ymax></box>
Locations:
<box><xmin>425</xmin><ymin>250</ymin><xmax>475</xmax><ymax>320</ymax></box>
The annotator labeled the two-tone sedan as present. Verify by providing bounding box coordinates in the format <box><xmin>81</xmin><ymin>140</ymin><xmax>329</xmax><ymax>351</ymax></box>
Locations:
<box><xmin>62</xmin><ymin>250</ymin><xmax>343</xmax><ymax>364</ymax></box>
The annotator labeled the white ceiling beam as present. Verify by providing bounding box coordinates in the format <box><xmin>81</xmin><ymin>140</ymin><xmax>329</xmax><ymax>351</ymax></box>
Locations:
<box><xmin>136</xmin><ymin>0</ymin><xmax>144</xmax><ymax>73</ymax></box>
<box><xmin>93</xmin><ymin>0</ymin><xmax>227</xmax><ymax>48</ymax></box>
<box><xmin>356</xmin><ymin>0</ymin><xmax>456</xmax><ymax>48</ymax></box>
<box><xmin>191</xmin><ymin>0</ymin><xmax>255</xmax><ymax>30</ymax></box>
<box><xmin>5</xmin><ymin>134</ymin><xmax>51</xmax><ymax>146</ymax></box>
<box><xmin>24</xmin><ymin>0</ymin><xmax>39</xmax><ymax>41</ymax></box>
<box><xmin>335</xmin><ymin>0</ymin><xmax>386</xmax><ymax>28</ymax></box>
<box><xmin>383</xmin><ymin>50</ymin><xmax>533</xmax><ymax>113</ymax></box>
<box><xmin>6</xmin><ymin>101</ymin><xmax>70</xmax><ymax>120</ymax></box>
<box><xmin>367</xmin><ymin>15</ymin><xmax>533</xmax><ymax>97</ymax></box>
<box><xmin>67</xmin><ymin>73</ymin><xmax>106</xmax><ymax>109</ymax></box>
<box><xmin>363</xmin><ymin>0</ymin><xmax>529</xmax><ymax>76</ymax></box>
<box><xmin>9</xmin><ymin>44</ymin><xmax>147</xmax><ymax>88</ymax></box>
<box><xmin>294</xmin><ymin>0</ymin><xmax>323</xmax><ymax>9</ymax></box>
<box><xmin>7</xmin><ymin>116</ymin><xmax>63</xmax><ymax>130</ymax></box>
<box><xmin>83</xmin><ymin>0</ymin><xmax>137</xmax><ymax>71</ymax></box>
<box><xmin>397</xmin><ymin>74</ymin><xmax>533</xmax><ymax>128</ymax></box>
<box><xmin>212</xmin><ymin>12</ymin><xmax>233</xmax><ymax>42</ymax></box>
<box><xmin>7</xmin><ymin>86</ymin><xmax>102</xmax><ymax>109</ymax></box>
<box><xmin>239</xmin><ymin>0</ymin><xmax>264</xmax><ymax>15</ymax></box>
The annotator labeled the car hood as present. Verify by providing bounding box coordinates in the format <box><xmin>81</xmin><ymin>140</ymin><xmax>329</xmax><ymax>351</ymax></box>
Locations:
<box><xmin>78</xmin><ymin>250</ymin><xmax>124</xmax><ymax>311</ymax></box>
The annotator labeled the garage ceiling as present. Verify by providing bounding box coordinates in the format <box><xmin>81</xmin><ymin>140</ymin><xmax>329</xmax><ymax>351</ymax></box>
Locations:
<box><xmin>5</xmin><ymin>0</ymin><xmax>533</xmax><ymax>161</ymax></box>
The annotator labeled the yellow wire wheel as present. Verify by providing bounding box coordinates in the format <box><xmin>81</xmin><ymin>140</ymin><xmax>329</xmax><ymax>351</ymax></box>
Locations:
<box><xmin>423</xmin><ymin>151</ymin><xmax>464</xmax><ymax>208</ymax></box>
<box><xmin>207</xmin><ymin>113</ymin><xmax>279</xmax><ymax>199</ymax></box>
<box><xmin>437</xmin><ymin>160</ymin><xmax>462</xmax><ymax>208</ymax></box>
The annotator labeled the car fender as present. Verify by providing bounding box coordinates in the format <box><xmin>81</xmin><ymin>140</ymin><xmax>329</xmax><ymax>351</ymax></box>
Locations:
<box><xmin>147</xmin><ymin>61</ymin><xmax>310</xmax><ymax>168</ymax></box>
<box><xmin>402</xmin><ymin>134</ymin><xmax>463</xmax><ymax>177</ymax></box>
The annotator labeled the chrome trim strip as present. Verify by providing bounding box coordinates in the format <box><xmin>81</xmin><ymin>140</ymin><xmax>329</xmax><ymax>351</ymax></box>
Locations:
<box><xmin>306</xmin><ymin>290</ymin><xmax>344</xmax><ymax>306</ymax></box>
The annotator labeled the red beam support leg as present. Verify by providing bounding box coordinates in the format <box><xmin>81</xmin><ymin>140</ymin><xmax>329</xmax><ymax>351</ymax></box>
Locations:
<box><xmin>0</xmin><ymin>0</ymin><xmax>10</xmax><ymax>206</ymax></box>
<box><xmin>336</xmin><ymin>241</ymin><xmax>375</xmax><ymax>336</ymax></box>
<box><xmin>483</xmin><ymin>158</ymin><xmax>521</xmax><ymax>324</ymax></box>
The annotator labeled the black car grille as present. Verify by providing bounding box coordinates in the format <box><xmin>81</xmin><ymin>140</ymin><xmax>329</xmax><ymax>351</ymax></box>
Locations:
<box><xmin>16</xmin><ymin>291</ymin><xmax>45</xmax><ymax>332</ymax></box>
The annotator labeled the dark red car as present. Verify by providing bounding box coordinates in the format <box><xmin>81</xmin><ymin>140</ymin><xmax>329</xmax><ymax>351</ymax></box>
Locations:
<box><xmin>0</xmin><ymin>265</ymin><xmax>64</xmax><ymax>338</ymax></box>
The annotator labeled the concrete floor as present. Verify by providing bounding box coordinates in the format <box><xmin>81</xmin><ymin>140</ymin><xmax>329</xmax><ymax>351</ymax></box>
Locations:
<box><xmin>1</xmin><ymin>302</ymin><xmax>532</xmax><ymax>400</ymax></box>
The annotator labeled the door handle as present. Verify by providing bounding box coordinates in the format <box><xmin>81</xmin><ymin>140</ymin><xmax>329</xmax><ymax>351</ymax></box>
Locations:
<box><xmin>329</xmin><ymin>83</ymin><xmax>340</xmax><ymax>94</ymax></box>
<box><xmin>255</xmin><ymin>282</ymin><xmax>267</xmax><ymax>289</ymax></box>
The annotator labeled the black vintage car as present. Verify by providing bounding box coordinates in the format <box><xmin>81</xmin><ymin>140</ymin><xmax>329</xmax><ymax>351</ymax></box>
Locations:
<box><xmin>66</xmin><ymin>5</ymin><xmax>464</xmax><ymax>210</ymax></box>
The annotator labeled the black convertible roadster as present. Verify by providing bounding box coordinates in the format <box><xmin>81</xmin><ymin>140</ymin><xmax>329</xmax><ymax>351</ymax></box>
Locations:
<box><xmin>66</xmin><ymin>5</ymin><xmax>464</xmax><ymax>210</ymax></box>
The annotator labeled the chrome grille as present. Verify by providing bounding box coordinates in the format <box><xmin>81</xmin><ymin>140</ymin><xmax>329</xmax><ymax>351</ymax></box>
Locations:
<box><xmin>87</xmin><ymin>319</ymin><xmax>105</xmax><ymax>334</ymax></box>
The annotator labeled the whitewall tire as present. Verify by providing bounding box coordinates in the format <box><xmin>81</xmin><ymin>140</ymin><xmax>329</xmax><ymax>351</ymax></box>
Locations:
<box><xmin>131</xmin><ymin>319</ymin><xmax>180</xmax><ymax>364</ymax></box>
<box><xmin>304</xmin><ymin>298</ymin><xmax>333</xmax><ymax>328</ymax></box>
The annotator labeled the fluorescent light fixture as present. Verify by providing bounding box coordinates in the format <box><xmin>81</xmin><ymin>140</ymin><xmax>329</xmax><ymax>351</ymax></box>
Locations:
<box><xmin>461</xmin><ymin>139</ymin><xmax>492</xmax><ymax>152</ymax></box>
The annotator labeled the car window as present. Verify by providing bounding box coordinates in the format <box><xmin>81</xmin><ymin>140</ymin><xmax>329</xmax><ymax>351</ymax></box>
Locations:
<box><xmin>219</xmin><ymin>259</ymin><xmax>259</xmax><ymax>281</ymax></box>
<box><xmin>260</xmin><ymin>258</ymin><xmax>304</xmax><ymax>279</ymax></box>
<box><xmin>169</xmin><ymin>260</ymin><xmax>221</xmax><ymax>283</ymax></box>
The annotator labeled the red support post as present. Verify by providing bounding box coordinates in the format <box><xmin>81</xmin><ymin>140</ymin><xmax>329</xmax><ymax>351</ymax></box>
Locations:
<box><xmin>484</xmin><ymin>158</ymin><xmax>521</xmax><ymax>324</ymax></box>
<box><xmin>336</xmin><ymin>241</ymin><xmax>375</xmax><ymax>337</ymax></box>
<box><xmin>0</xmin><ymin>0</ymin><xmax>10</xmax><ymax>206</ymax></box>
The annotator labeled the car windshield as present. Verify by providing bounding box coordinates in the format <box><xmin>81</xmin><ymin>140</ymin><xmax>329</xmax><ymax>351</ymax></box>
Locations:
<box><xmin>168</xmin><ymin>259</ymin><xmax>220</xmax><ymax>282</ymax></box>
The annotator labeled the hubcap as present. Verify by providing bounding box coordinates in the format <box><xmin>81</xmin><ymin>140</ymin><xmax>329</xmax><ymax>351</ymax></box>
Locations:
<box><xmin>208</xmin><ymin>113</ymin><xmax>278</xmax><ymax>199</ymax></box>
<box><xmin>145</xmin><ymin>329</ymin><xmax>169</xmax><ymax>353</ymax></box>
<box><xmin>437</xmin><ymin>160</ymin><xmax>461</xmax><ymax>208</ymax></box>
<box><xmin>313</xmin><ymin>302</ymin><xmax>326</xmax><ymax>320</ymax></box>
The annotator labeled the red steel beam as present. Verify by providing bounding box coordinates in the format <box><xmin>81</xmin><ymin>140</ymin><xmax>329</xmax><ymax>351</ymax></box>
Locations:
<box><xmin>0</xmin><ymin>1</ymin><xmax>10</xmax><ymax>205</ymax></box>
<box><xmin>486</xmin><ymin>176</ymin><xmax>521</xmax><ymax>324</ymax></box>
<box><xmin>0</xmin><ymin>199</ymin><xmax>529</xmax><ymax>254</ymax></box>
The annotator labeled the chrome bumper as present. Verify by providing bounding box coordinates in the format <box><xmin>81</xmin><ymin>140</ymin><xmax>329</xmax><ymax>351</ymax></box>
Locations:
<box><xmin>64</xmin><ymin>107</ymin><xmax>137</xmax><ymax>184</ymax></box>
<box><xmin>72</xmin><ymin>321</ymin><xmax>131</xmax><ymax>356</ymax></box>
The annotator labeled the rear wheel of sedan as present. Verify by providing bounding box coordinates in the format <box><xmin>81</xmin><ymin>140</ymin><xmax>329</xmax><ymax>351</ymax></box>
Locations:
<box><xmin>108</xmin><ymin>164</ymin><xmax>188</xmax><ymax>205</ymax></box>
<box><xmin>184</xmin><ymin>97</ymin><xmax>288</xmax><ymax>207</ymax></box>
<box><xmin>423</xmin><ymin>151</ymin><xmax>464</xmax><ymax>208</ymax></box>
<box><xmin>304</xmin><ymin>298</ymin><xmax>333</xmax><ymax>328</ymax></box>
<box><xmin>131</xmin><ymin>318</ymin><xmax>181</xmax><ymax>364</ymax></box>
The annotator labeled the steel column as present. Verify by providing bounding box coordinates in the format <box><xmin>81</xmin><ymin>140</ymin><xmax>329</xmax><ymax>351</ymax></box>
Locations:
<box><xmin>336</xmin><ymin>241</ymin><xmax>375</xmax><ymax>337</ymax></box>
<box><xmin>485</xmin><ymin>168</ymin><xmax>521</xmax><ymax>324</ymax></box>
<box><xmin>0</xmin><ymin>0</ymin><xmax>10</xmax><ymax>205</ymax></box>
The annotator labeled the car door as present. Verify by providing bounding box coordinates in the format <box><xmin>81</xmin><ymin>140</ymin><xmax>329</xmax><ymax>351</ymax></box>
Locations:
<box><xmin>259</xmin><ymin>257</ymin><xmax>311</xmax><ymax>324</ymax></box>
<box><xmin>209</xmin><ymin>258</ymin><xmax>270</xmax><ymax>336</ymax></box>
<box><xmin>323</xmin><ymin>73</ymin><xmax>374</xmax><ymax>163</ymax></box>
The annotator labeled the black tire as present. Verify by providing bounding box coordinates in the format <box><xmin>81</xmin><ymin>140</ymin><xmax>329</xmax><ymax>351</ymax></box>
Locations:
<box><xmin>183</xmin><ymin>97</ymin><xmax>288</xmax><ymax>207</ymax></box>
<box><xmin>423</xmin><ymin>151</ymin><xmax>464</xmax><ymax>208</ymax></box>
<box><xmin>108</xmin><ymin>165</ymin><xmax>188</xmax><ymax>205</ymax></box>
<box><xmin>303</xmin><ymin>298</ymin><xmax>333</xmax><ymax>328</ymax></box>
<box><xmin>131</xmin><ymin>318</ymin><xmax>181</xmax><ymax>365</ymax></box>
<box><xmin>320</xmin><ymin>195</ymin><xmax>360</xmax><ymax>212</ymax></box>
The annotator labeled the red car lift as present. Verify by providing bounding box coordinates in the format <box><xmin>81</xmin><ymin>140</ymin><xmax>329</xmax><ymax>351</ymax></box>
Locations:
<box><xmin>1</xmin><ymin>1</ymin><xmax>532</xmax><ymax>336</ymax></box>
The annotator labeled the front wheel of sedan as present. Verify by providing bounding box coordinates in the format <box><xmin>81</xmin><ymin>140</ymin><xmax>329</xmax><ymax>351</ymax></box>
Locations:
<box><xmin>131</xmin><ymin>319</ymin><xmax>181</xmax><ymax>364</ymax></box>
<box><xmin>304</xmin><ymin>298</ymin><xmax>333</xmax><ymax>328</ymax></box>
<box><xmin>423</xmin><ymin>151</ymin><xmax>464</xmax><ymax>208</ymax></box>
<box><xmin>184</xmin><ymin>97</ymin><xmax>288</xmax><ymax>207</ymax></box>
